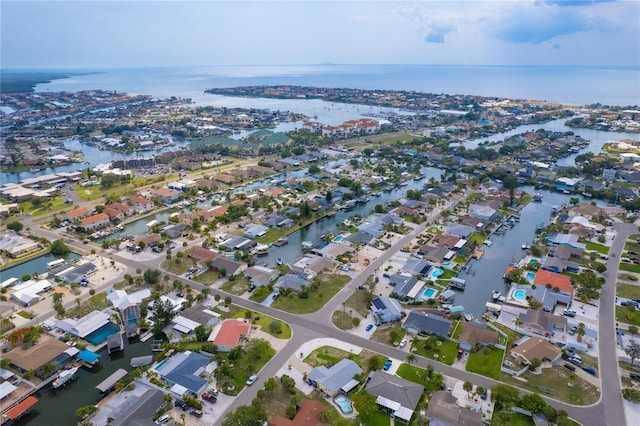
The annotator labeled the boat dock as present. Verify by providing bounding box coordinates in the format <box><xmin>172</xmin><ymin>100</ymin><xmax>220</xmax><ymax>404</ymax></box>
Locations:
<box><xmin>448</xmin><ymin>277</ymin><xmax>466</xmax><ymax>290</ymax></box>
<box><xmin>107</xmin><ymin>332</ymin><xmax>124</xmax><ymax>355</ymax></box>
<box><xmin>272</xmin><ymin>237</ymin><xmax>288</xmax><ymax>247</ymax></box>
<box><xmin>95</xmin><ymin>368</ymin><xmax>128</xmax><ymax>394</ymax></box>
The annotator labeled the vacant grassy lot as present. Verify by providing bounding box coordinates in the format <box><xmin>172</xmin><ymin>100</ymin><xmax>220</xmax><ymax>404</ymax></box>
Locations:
<box><xmin>500</xmin><ymin>365</ymin><xmax>599</xmax><ymax>405</ymax></box>
<box><xmin>617</xmin><ymin>284</ymin><xmax>640</xmax><ymax>299</ymax></box>
<box><xmin>412</xmin><ymin>337</ymin><xmax>457</xmax><ymax>365</ymax></box>
<box><xmin>343</xmin><ymin>289</ymin><xmax>372</xmax><ymax>317</ymax></box>
<box><xmin>160</xmin><ymin>257</ymin><xmax>190</xmax><ymax>275</ymax></box>
<box><xmin>305</xmin><ymin>346</ymin><xmax>359</xmax><ymax>367</ymax></box>
<box><xmin>491</xmin><ymin>411</ymin><xmax>533</xmax><ymax>426</ymax></box>
<box><xmin>620</xmin><ymin>262</ymin><xmax>640</xmax><ymax>274</ymax></box>
<box><xmin>193</xmin><ymin>269</ymin><xmax>221</xmax><ymax>285</ymax></box>
<box><xmin>64</xmin><ymin>292</ymin><xmax>108</xmax><ymax>319</ymax></box>
<box><xmin>370</xmin><ymin>324</ymin><xmax>405</xmax><ymax>346</ymax></box>
<box><xmin>586</xmin><ymin>242</ymin><xmax>610</xmax><ymax>254</ymax></box>
<box><xmin>616</xmin><ymin>305</ymin><xmax>640</xmax><ymax>326</ymax></box>
<box><xmin>331</xmin><ymin>311</ymin><xmax>355</xmax><ymax>331</ymax></box>
<box><xmin>231</xmin><ymin>310</ymin><xmax>291</xmax><ymax>339</ymax></box>
<box><xmin>220</xmin><ymin>277</ymin><xmax>251</xmax><ymax>295</ymax></box>
<box><xmin>271</xmin><ymin>274</ymin><xmax>350</xmax><ymax>314</ymax></box>
<box><xmin>466</xmin><ymin>347</ymin><xmax>504</xmax><ymax>379</ymax></box>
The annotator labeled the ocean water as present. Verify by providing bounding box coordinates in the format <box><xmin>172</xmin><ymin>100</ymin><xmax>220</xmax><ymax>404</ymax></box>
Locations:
<box><xmin>35</xmin><ymin>64</ymin><xmax>640</xmax><ymax>107</ymax></box>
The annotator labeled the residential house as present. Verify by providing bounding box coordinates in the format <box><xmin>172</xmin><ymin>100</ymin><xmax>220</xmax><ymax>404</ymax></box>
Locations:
<box><xmin>155</xmin><ymin>350</ymin><xmax>210</xmax><ymax>396</ymax></box>
<box><xmin>274</xmin><ymin>273</ymin><xmax>309</xmax><ymax>292</ymax></box>
<box><xmin>209</xmin><ymin>319</ymin><xmax>251</xmax><ymax>352</ymax></box>
<box><xmin>107</xmin><ymin>288</ymin><xmax>151</xmax><ymax>325</ymax></box>
<box><xmin>188</xmin><ymin>247</ymin><xmax>219</xmax><ymax>269</ymax></box>
<box><xmin>244</xmin><ymin>266</ymin><xmax>279</xmax><ymax>287</ymax></box>
<box><xmin>389</xmin><ymin>274</ymin><xmax>424</xmax><ymax>301</ymax></box>
<box><xmin>445</xmin><ymin>223</ymin><xmax>475</xmax><ymax>239</ymax></box>
<box><xmin>127</xmin><ymin>195</ymin><xmax>154</xmax><ymax>212</ymax></box>
<box><xmin>289</xmin><ymin>254</ymin><xmax>336</xmax><ymax>277</ymax></box>
<box><xmin>65</xmin><ymin>206</ymin><xmax>92</xmax><ymax>222</ymax></box>
<box><xmin>521</xmin><ymin>309</ymin><xmax>567</xmax><ymax>337</ymax></box>
<box><xmin>307</xmin><ymin>359</ymin><xmax>362</xmax><ymax>397</ymax></box>
<box><xmin>244</xmin><ymin>224</ymin><xmax>269</xmax><ymax>239</ymax></box>
<box><xmin>103</xmin><ymin>203</ymin><xmax>135</xmax><ymax>221</ymax></box>
<box><xmin>533</xmin><ymin>270</ymin><xmax>573</xmax><ymax>297</ymax></box>
<box><xmin>268</xmin><ymin>400</ymin><xmax>329</xmax><ymax>426</ymax></box>
<box><xmin>418</xmin><ymin>245</ymin><xmax>450</xmax><ymax>263</ymax></box>
<box><xmin>468</xmin><ymin>203</ymin><xmax>499</xmax><ymax>222</ymax></box>
<box><xmin>365</xmin><ymin>371</ymin><xmax>425</xmax><ymax>424</ymax></box>
<box><xmin>210</xmin><ymin>256</ymin><xmax>247</xmax><ymax>276</ymax></box>
<box><xmin>510</xmin><ymin>337</ymin><xmax>562</xmax><ymax>366</ymax></box>
<box><xmin>79</xmin><ymin>213</ymin><xmax>110</xmax><ymax>231</ymax></box>
<box><xmin>110</xmin><ymin>389</ymin><xmax>165</xmax><ymax>426</ymax></box>
<box><xmin>403</xmin><ymin>310</ymin><xmax>451</xmax><ymax>337</ymax></box>
<box><xmin>371</xmin><ymin>296</ymin><xmax>404</xmax><ymax>324</ymax></box>
<box><xmin>315</xmin><ymin>243</ymin><xmax>352</xmax><ymax>260</ymax></box>
<box><xmin>151</xmin><ymin>187</ymin><xmax>181</xmax><ymax>204</ymax></box>
<box><xmin>162</xmin><ymin>223</ymin><xmax>187</xmax><ymax>239</ymax></box>
<box><xmin>424</xmin><ymin>391</ymin><xmax>483</xmax><ymax>426</ymax></box>
<box><xmin>457</xmin><ymin>322</ymin><xmax>500</xmax><ymax>351</ymax></box>
<box><xmin>550</xmin><ymin>234</ymin><xmax>586</xmax><ymax>252</ymax></box>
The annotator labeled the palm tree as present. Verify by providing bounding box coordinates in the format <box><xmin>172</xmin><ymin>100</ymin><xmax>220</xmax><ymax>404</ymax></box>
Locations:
<box><xmin>406</xmin><ymin>354</ymin><xmax>416</xmax><ymax>365</ymax></box>
<box><xmin>576</xmin><ymin>323</ymin><xmax>586</xmax><ymax>342</ymax></box>
<box><xmin>513</xmin><ymin>316</ymin><xmax>523</xmax><ymax>330</ymax></box>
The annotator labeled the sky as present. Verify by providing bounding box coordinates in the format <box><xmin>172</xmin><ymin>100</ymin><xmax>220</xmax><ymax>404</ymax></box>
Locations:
<box><xmin>1</xmin><ymin>0</ymin><xmax>639</xmax><ymax>69</ymax></box>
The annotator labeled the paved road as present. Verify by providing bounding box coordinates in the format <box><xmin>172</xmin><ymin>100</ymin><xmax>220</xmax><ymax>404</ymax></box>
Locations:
<box><xmin>20</xmin><ymin>204</ymin><xmax>632</xmax><ymax>426</ymax></box>
<box><xmin>596</xmin><ymin>222</ymin><xmax>637</xmax><ymax>426</ymax></box>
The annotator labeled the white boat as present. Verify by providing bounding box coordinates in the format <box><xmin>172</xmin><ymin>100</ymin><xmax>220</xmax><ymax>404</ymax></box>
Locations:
<box><xmin>464</xmin><ymin>312</ymin><xmax>474</xmax><ymax>322</ymax></box>
<box><xmin>276</xmin><ymin>257</ymin><xmax>283</xmax><ymax>265</ymax></box>
<box><xmin>521</xmin><ymin>244</ymin><xmax>530</xmax><ymax>250</ymax></box>
<box><xmin>53</xmin><ymin>367</ymin><xmax>78</xmax><ymax>389</ymax></box>
<box><xmin>491</xmin><ymin>290</ymin><xmax>502</xmax><ymax>301</ymax></box>
<box><xmin>483</xmin><ymin>240</ymin><xmax>492</xmax><ymax>247</ymax></box>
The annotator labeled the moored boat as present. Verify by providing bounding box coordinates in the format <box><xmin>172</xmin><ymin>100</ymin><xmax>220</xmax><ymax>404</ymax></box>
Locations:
<box><xmin>53</xmin><ymin>367</ymin><xmax>78</xmax><ymax>389</ymax></box>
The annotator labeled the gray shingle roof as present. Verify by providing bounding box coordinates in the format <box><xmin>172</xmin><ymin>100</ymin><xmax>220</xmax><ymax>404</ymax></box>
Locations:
<box><xmin>365</xmin><ymin>371</ymin><xmax>424</xmax><ymax>411</ymax></box>
<box><xmin>307</xmin><ymin>359</ymin><xmax>362</xmax><ymax>395</ymax></box>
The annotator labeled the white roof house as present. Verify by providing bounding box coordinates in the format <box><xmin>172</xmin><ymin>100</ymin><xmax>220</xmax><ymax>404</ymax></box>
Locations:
<box><xmin>56</xmin><ymin>310</ymin><xmax>111</xmax><ymax>338</ymax></box>
<box><xmin>108</xmin><ymin>289</ymin><xmax>151</xmax><ymax>310</ymax></box>
<box><xmin>10</xmin><ymin>279</ymin><xmax>53</xmax><ymax>306</ymax></box>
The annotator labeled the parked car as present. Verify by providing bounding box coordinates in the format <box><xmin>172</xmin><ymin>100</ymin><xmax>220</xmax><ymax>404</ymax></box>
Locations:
<box><xmin>208</xmin><ymin>388</ymin><xmax>218</xmax><ymax>396</ymax></box>
<box><xmin>563</xmin><ymin>363</ymin><xmax>576</xmax><ymax>371</ymax></box>
<box><xmin>569</xmin><ymin>355</ymin><xmax>583</xmax><ymax>365</ymax></box>
<box><xmin>174</xmin><ymin>400</ymin><xmax>188</xmax><ymax>411</ymax></box>
<box><xmin>383</xmin><ymin>359</ymin><xmax>392</xmax><ymax>371</ymax></box>
<box><xmin>582</xmin><ymin>366</ymin><xmax>597</xmax><ymax>376</ymax></box>
<box><xmin>202</xmin><ymin>392</ymin><xmax>217</xmax><ymax>403</ymax></box>
<box><xmin>246</xmin><ymin>374</ymin><xmax>258</xmax><ymax>386</ymax></box>
<box><xmin>399</xmin><ymin>337</ymin><xmax>407</xmax><ymax>348</ymax></box>
<box><xmin>155</xmin><ymin>414</ymin><xmax>170</xmax><ymax>424</ymax></box>
<box><xmin>563</xmin><ymin>309</ymin><xmax>576</xmax><ymax>318</ymax></box>
<box><xmin>189</xmin><ymin>409</ymin><xmax>203</xmax><ymax>418</ymax></box>
<box><xmin>630</xmin><ymin>373</ymin><xmax>640</xmax><ymax>381</ymax></box>
<box><xmin>365</xmin><ymin>324</ymin><xmax>374</xmax><ymax>332</ymax></box>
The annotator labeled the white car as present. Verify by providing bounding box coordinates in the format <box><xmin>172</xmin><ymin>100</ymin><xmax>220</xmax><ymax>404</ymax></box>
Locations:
<box><xmin>399</xmin><ymin>337</ymin><xmax>407</xmax><ymax>348</ymax></box>
<box><xmin>246</xmin><ymin>375</ymin><xmax>258</xmax><ymax>386</ymax></box>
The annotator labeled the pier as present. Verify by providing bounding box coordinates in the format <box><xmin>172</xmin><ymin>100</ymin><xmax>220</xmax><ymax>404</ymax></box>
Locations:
<box><xmin>107</xmin><ymin>333</ymin><xmax>124</xmax><ymax>355</ymax></box>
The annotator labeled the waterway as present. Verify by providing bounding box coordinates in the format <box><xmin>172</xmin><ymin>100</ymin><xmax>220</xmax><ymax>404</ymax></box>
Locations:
<box><xmin>1</xmin><ymin>252</ymin><xmax>81</xmax><ymax>280</ymax></box>
<box><xmin>454</xmin><ymin>186</ymin><xmax>608</xmax><ymax>319</ymax></box>
<box><xmin>17</xmin><ymin>339</ymin><xmax>156</xmax><ymax>426</ymax></box>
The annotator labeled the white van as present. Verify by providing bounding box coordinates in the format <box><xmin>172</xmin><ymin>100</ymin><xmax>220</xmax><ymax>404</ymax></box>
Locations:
<box><xmin>155</xmin><ymin>414</ymin><xmax>170</xmax><ymax>424</ymax></box>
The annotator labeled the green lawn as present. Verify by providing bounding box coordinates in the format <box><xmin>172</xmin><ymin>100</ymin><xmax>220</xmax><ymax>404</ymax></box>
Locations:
<box><xmin>617</xmin><ymin>284</ymin><xmax>640</xmax><ymax>300</ymax></box>
<box><xmin>217</xmin><ymin>339</ymin><xmax>275</xmax><ymax>396</ymax></box>
<box><xmin>357</xmin><ymin>408</ymin><xmax>390</xmax><ymax>426</ymax></box>
<box><xmin>491</xmin><ymin>411</ymin><xmax>533</xmax><ymax>426</ymax></box>
<box><xmin>620</xmin><ymin>262</ymin><xmax>640</xmax><ymax>274</ymax></box>
<box><xmin>65</xmin><ymin>292</ymin><xmax>109</xmax><ymax>319</ymax></box>
<box><xmin>343</xmin><ymin>290</ymin><xmax>373</xmax><ymax>318</ymax></box>
<box><xmin>160</xmin><ymin>258</ymin><xmax>190</xmax><ymax>275</ymax></box>
<box><xmin>500</xmin><ymin>364</ymin><xmax>600</xmax><ymax>405</ymax></box>
<box><xmin>220</xmin><ymin>277</ymin><xmax>250</xmax><ymax>295</ymax></box>
<box><xmin>467</xmin><ymin>232</ymin><xmax>486</xmax><ymax>246</ymax></box>
<box><xmin>466</xmin><ymin>347</ymin><xmax>504</xmax><ymax>379</ymax></box>
<box><xmin>271</xmin><ymin>274</ymin><xmax>351</xmax><ymax>314</ymax></box>
<box><xmin>412</xmin><ymin>337</ymin><xmax>458</xmax><ymax>365</ymax></box>
<box><xmin>616</xmin><ymin>305</ymin><xmax>640</xmax><ymax>326</ymax></box>
<box><xmin>193</xmin><ymin>269</ymin><xmax>221</xmax><ymax>285</ymax></box>
<box><xmin>231</xmin><ymin>311</ymin><xmax>292</xmax><ymax>339</ymax></box>
<box><xmin>305</xmin><ymin>346</ymin><xmax>360</xmax><ymax>367</ymax></box>
<box><xmin>17</xmin><ymin>311</ymin><xmax>34</xmax><ymax>320</ymax></box>
<box><xmin>586</xmin><ymin>242</ymin><xmax>610</xmax><ymax>254</ymax></box>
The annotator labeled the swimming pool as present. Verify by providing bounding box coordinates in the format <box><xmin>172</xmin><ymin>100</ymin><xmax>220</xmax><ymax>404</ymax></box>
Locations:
<box><xmin>513</xmin><ymin>289</ymin><xmax>527</xmax><ymax>301</ymax></box>
<box><xmin>441</xmin><ymin>262</ymin><xmax>454</xmax><ymax>269</ymax></box>
<box><xmin>154</xmin><ymin>358</ymin><xmax>169</xmax><ymax>372</ymax></box>
<box><xmin>84</xmin><ymin>322</ymin><xmax>120</xmax><ymax>346</ymax></box>
<box><xmin>429</xmin><ymin>268</ymin><xmax>444</xmax><ymax>280</ymax></box>
<box><xmin>423</xmin><ymin>288</ymin><xmax>437</xmax><ymax>298</ymax></box>
<box><xmin>526</xmin><ymin>272</ymin><xmax>536</xmax><ymax>281</ymax></box>
<box><xmin>529</xmin><ymin>259</ymin><xmax>540</xmax><ymax>265</ymax></box>
<box><xmin>334</xmin><ymin>395</ymin><xmax>353</xmax><ymax>414</ymax></box>
<box><xmin>333</xmin><ymin>235</ymin><xmax>344</xmax><ymax>243</ymax></box>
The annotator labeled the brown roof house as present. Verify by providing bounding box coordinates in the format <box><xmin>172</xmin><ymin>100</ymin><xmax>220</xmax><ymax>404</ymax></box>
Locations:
<box><xmin>425</xmin><ymin>390</ymin><xmax>483</xmax><ymax>426</ymax></box>
<box><xmin>522</xmin><ymin>309</ymin><xmax>567</xmax><ymax>337</ymax></box>
<box><xmin>510</xmin><ymin>337</ymin><xmax>562</xmax><ymax>366</ymax></box>
<box><xmin>457</xmin><ymin>322</ymin><xmax>500</xmax><ymax>352</ymax></box>
<box><xmin>268</xmin><ymin>400</ymin><xmax>329</xmax><ymax>426</ymax></box>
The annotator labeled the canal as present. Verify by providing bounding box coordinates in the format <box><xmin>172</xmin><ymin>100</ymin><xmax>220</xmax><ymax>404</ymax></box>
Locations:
<box><xmin>2</xmin><ymin>252</ymin><xmax>81</xmax><ymax>280</ymax></box>
<box><xmin>17</xmin><ymin>339</ymin><xmax>156</xmax><ymax>426</ymax></box>
<box><xmin>453</xmin><ymin>186</ymin><xmax>607</xmax><ymax>319</ymax></box>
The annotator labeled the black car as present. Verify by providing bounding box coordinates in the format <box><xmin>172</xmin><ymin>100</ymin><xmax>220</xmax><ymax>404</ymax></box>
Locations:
<box><xmin>189</xmin><ymin>409</ymin><xmax>203</xmax><ymax>418</ymax></box>
<box><xmin>174</xmin><ymin>400</ymin><xmax>188</xmax><ymax>411</ymax></box>
<box><xmin>630</xmin><ymin>373</ymin><xmax>640</xmax><ymax>381</ymax></box>
<box><xmin>563</xmin><ymin>363</ymin><xmax>576</xmax><ymax>371</ymax></box>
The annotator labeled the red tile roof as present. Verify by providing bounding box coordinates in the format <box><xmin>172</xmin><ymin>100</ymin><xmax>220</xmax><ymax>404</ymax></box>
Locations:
<box><xmin>534</xmin><ymin>270</ymin><xmax>573</xmax><ymax>294</ymax></box>
<box><xmin>212</xmin><ymin>320</ymin><xmax>250</xmax><ymax>348</ymax></box>
<box><xmin>3</xmin><ymin>396</ymin><xmax>38</xmax><ymax>420</ymax></box>
<box><xmin>268</xmin><ymin>400</ymin><xmax>329</xmax><ymax>426</ymax></box>
<box><xmin>80</xmin><ymin>212</ymin><xmax>109</xmax><ymax>225</ymax></box>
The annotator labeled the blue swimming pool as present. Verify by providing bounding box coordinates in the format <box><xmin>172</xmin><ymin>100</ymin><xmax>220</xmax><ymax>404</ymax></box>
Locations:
<box><xmin>526</xmin><ymin>272</ymin><xmax>536</xmax><ymax>281</ymax></box>
<box><xmin>529</xmin><ymin>259</ymin><xmax>539</xmax><ymax>265</ymax></box>
<box><xmin>441</xmin><ymin>262</ymin><xmax>454</xmax><ymax>269</ymax></box>
<box><xmin>154</xmin><ymin>358</ymin><xmax>169</xmax><ymax>371</ymax></box>
<box><xmin>429</xmin><ymin>268</ymin><xmax>444</xmax><ymax>280</ymax></box>
<box><xmin>423</xmin><ymin>288</ymin><xmax>437</xmax><ymax>298</ymax></box>
<box><xmin>513</xmin><ymin>289</ymin><xmax>527</xmax><ymax>301</ymax></box>
<box><xmin>334</xmin><ymin>395</ymin><xmax>353</xmax><ymax>414</ymax></box>
<box><xmin>84</xmin><ymin>322</ymin><xmax>120</xmax><ymax>346</ymax></box>
<box><xmin>333</xmin><ymin>235</ymin><xmax>344</xmax><ymax>243</ymax></box>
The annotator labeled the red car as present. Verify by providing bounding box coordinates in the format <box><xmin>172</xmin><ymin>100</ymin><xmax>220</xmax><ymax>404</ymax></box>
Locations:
<box><xmin>202</xmin><ymin>392</ymin><xmax>217</xmax><ymax>403</ymax></box>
